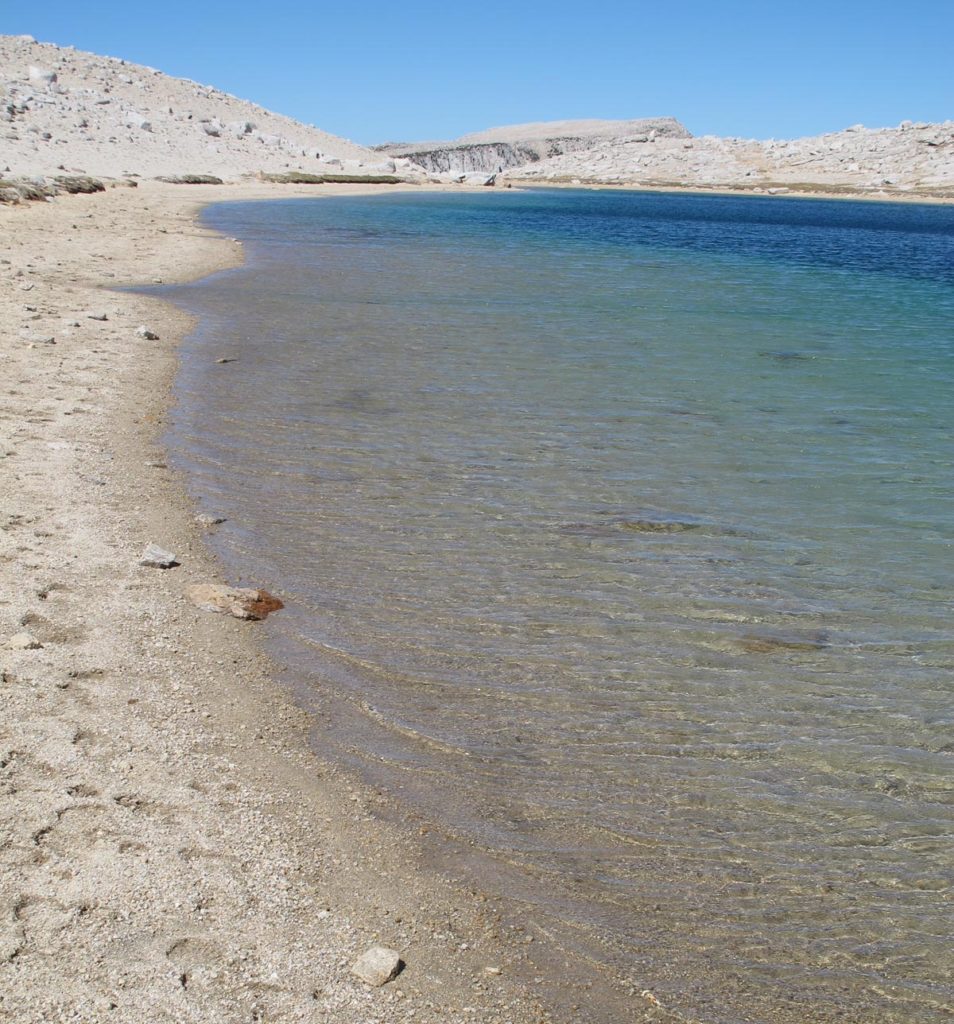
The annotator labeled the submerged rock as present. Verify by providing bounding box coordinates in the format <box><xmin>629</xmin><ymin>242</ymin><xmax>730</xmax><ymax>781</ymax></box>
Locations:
<box><xmin>185</xmin><ymin>583</ymin><xmax>283</xmax><ymax>620</ymax></box>
<box><xmin>617</xmin><ymin>518</ymin><xmax>702</xmax><ymax>534</ymax></box>
<box><xmin>350</xmin><ymin>946</ymin><xmax>403</xmax><ymax>987</ymax></box>
<box><xmin>736</xmin><ymin>632</ymin><xmax>829</xmax><ymax>654</ymax></box>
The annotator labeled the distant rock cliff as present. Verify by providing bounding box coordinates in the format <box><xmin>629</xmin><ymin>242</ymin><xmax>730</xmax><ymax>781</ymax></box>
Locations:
<box><xmin>377</xmin><ymin>118</ymin><xmax>692</xmax><ymax>176</ymax></box>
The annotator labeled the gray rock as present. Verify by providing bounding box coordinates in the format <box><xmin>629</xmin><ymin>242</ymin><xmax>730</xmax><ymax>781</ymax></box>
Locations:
<box><xmin>86</xmin><ymin>311</ymin><xmax>109</xmax><ymax>321</ymax></box>
<box><xmin>139</xmin><ymin>544</ymin><xmax>177</xmax><ymax>568</ymax></box>
<box><xmin>350</xmin><ymin>946</ymin><xmax>403</xmax><ymax>987</ymax></box>
<box><xmin>136</xmin><ymin>325</ymin><xmax>159</xmax><ymax>340</ymax></box>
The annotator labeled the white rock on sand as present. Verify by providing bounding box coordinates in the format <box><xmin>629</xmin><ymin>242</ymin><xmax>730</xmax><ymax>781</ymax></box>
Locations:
<box><xmin>351</xmin><ymin>945</ymin><xmax>404</xmax><ymax>987</ymax></box>
<box><xmin>139</xmin><ymin>543</ymin><xmax>177</xmax><ymax>568</ymax></box>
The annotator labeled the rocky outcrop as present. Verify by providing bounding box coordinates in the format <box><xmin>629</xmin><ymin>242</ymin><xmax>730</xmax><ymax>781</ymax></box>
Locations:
<box><xmin>379</xmin><ymin>115</ymin><xmax>954</xmax><ymax>196</ymax></box>
<box><xmin>379</xmin><ymin>118</ymin><xmax>691</xmax><ymax>176</ymax></box>
<box><xmin>379</xmin><ymin>140</ymin><xmax>544</xmax><ymax>175</ymax></box>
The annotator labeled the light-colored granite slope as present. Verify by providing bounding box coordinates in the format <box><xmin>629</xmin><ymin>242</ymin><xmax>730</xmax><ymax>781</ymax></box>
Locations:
<box><xmin>383</xmin><ymin>117</ymin><xmax>954</xmax><ymax>197</ymax></box>
<box><xmin>507</xmin><ymin>122</ymin><xmax>954</xmax><ymax>195</ymax></box>
<box><xmin>0</xmin><ymin>34</ymin><xmax>415</xmax><ymax>181</ymax></box>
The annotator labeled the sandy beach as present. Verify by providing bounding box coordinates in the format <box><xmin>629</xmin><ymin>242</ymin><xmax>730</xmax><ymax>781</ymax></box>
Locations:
<box><xmin>0</xmin><ymin>180</ymin><xmax>649</xmax><ymax>1024</ymax></box>
<box><xmin>4</xmin><ymin>22</ymin><xmax>951</xmax><ymax>1023</ymax></box>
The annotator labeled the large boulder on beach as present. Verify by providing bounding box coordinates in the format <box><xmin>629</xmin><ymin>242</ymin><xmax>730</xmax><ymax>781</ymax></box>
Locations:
<box><xmin>186</xmin><ymin>583</ymin><xmax>283</xmax><ymax>620</ymax></box>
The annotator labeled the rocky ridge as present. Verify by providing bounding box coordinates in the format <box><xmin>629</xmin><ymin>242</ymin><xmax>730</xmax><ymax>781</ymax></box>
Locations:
<box><xmin>0</xmin><ymin>34</ymin><xmax>418</xmax><ymax>182</ymax></box>
<box><xmin>378</xmin><ymin>118</ymin><xmax>690</xmax><ymax>176</ymax></box>
<box><xmin>382</xmin><ymin>117</ymin><xmax>954</xmax><ymax>196</ymax></box>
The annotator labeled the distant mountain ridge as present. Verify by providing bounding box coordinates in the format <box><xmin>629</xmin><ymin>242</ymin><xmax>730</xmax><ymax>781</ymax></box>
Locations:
<box><xmin>380</xmin><ymin>117</ymin><xmax>954</xmax><ymax>197</ymax></box>
<box><xmin>2</xmin><ymin>34</ymin><xmax>952</xmax><ymax>198</ymax></box>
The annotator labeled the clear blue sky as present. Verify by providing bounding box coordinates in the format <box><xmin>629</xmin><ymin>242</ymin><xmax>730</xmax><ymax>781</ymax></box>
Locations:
<box><xmin>6</xmin><ymin>2</ymin><xmax>953</xmax><ymax>145</ymax></box>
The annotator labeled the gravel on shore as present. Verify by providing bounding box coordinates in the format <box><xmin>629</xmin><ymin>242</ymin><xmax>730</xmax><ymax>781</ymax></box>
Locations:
<box><xmin>0</xmin><ymin>180</ymin><xmax>576</xmax><ymax>1024</ymax></box>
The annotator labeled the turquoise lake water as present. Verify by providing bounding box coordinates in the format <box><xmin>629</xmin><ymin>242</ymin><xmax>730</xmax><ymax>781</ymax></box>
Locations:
<box><xmin>166</xmin><ymin>189</ymin><xmax>954</xmax><ymax>1023</ymax></box>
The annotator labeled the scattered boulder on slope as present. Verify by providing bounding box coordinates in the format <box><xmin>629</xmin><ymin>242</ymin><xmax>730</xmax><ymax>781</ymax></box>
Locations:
<box><xmin>0</xmin><ymin>33</ymin><xmax>389</xmax><ymax>181</ymax></box>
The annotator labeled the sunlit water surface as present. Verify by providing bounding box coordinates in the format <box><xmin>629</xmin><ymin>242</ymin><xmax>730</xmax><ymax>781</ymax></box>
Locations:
<box><xmin>165</xmin><ymin>190</ymin><xmax>954</xmax><ymax>1023</ymax></box>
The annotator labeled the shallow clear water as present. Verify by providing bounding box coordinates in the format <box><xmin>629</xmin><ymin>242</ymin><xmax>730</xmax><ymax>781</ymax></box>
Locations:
<box><xmin>166</xmin><ymin>190</ymin><xmax>954</xmax><ymax>1023</ymax></box>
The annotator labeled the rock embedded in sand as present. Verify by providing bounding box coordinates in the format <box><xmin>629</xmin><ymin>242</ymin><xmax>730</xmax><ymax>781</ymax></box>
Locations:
<box><xmin>186</xmin><ymin>583</ymin><xmax>283</xmax><ymax>621</ymax></box>
<box><xmin>139</xmin><ymin>544</ymin><xmax>177</xmax><ymax>568</ymax></box>
<box><xmin>350</xmin><ymin>946</ymin><xmax>403</xmax><ymax>987</ymax></box>
<box><xmin>136</xmin><ymin>325</ymin><xmax>159</xmax><ymax>340</ymax></box>
<box><xmin>5</xmin><ymin>631</ymin><xmax>43</xmax><ymax>650</ymax></box>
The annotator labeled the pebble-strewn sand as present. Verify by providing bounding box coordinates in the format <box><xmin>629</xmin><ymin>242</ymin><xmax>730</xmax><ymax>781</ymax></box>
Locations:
<box><xmin>0</xmin><ymin>180</ymin><xmax>630</xmax><ymax>1024</ymax></box>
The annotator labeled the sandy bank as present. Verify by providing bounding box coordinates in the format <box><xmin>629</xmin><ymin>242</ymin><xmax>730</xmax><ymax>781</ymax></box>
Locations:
<box><xmin>0</xmin><ymin>180</ymin><xmax>588</xmax><ymax>1024</ymax></box>
<box><xmin>509</xmin><ymin>178</ymin><xmax>954</xmax><ymax>205</ymax></box>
